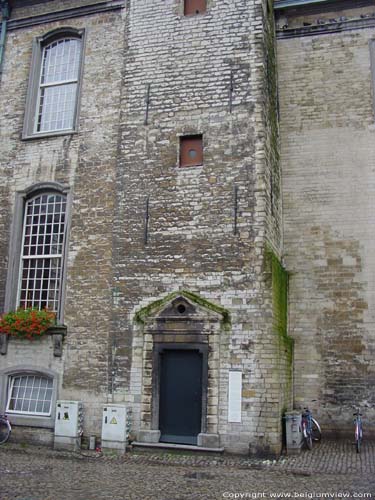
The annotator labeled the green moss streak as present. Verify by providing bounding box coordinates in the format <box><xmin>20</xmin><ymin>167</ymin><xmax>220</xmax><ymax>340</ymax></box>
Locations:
<box><xmin>182</xmin><ymin>291</ymin><xmax>231</xmax><ymax>327</ymax></box>
<box><xmin>265</xmin><ymin>247</ymin><xmax>294</xmax><ymax>399</ymax></box>
<box><xmin>134</xmin><ymin>292</ymin><xmax>178</xmax><ymax>325</ymax></box>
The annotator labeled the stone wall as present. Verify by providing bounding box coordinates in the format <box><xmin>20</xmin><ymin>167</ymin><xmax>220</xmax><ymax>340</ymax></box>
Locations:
<box><xmin>0</xmin><ymin>0</ymin><xmax>126</xmax><ymax>435</ymax></box>
<box><xmin>111</xmin><ymin>0</ymin><xmax>287</xmax><ymax>454</ymax></box>
<box><xmin>263</xmin><ymin>2</ymin><xmax>293</xmax><ymax>444</ymax></box>
<box><xmin>0</xmin><ymin>0</ymin><xmax>288</xmax><ymax>455</ymax></box>
<box><xmin>277</xmin><ymin>1</ymin><xmax>375</xmax><ymax>435</ymax></box>
<box><xmin>8</xmin><ymin>0</ymin><xmax>107</xmax><ymax>20</ymax></box>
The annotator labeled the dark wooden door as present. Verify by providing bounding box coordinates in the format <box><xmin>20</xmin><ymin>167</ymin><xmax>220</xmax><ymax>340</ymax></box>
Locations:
<box><xmin>159</xmin><ymin>349</ymin><xmax>202</xmax><ymax>445</ymax></box>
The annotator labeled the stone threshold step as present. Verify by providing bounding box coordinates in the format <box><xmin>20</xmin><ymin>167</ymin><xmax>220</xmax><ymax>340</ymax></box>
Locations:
<box><xmin>132</xmin><ymin>441</ymin><xmax>224</xmax><ymax>453</ymax></box>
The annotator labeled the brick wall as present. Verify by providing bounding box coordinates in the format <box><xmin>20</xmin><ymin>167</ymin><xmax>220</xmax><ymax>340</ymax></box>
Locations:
<box><xmin>6</xmin><ymin>0</ymin><xmax>107</xmax><ymax>20</ymax></box>
<box><xmin>109</xmin><ymin>0</ymin><xmax>287</xmax><ymax>454</ymax></box>
<box><xmin>278</xmin><ymin>3</ymin><xmax>375</xmax><ymax>434</ymax></box>
<box><xmin>0</xmin><ymin>1</ymin><xmax>126</xmax><ymax>433</ymax></box>
<box><xmin>0</xmin><ymin>0</ymin><xmax>289</xmax><ymax>454</ymax></box>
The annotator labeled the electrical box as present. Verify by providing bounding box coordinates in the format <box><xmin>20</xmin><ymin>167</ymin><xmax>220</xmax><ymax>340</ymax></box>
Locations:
<box><xmin>54</xmin><ymin>401</ymin><xmax>83</xmax><ymax>451</ymax></box>
<box><xmin>284</xmin><ymin>411</ymin><xmax>303</xmax><ymax>454</ymax></box>
<box><xmin>101</xmin><ymin>405</ymin><xmax>128</xmax><ymax>453</ymax></box>
<box><xmin>55</xmin><ymin>400</ymin><xmax>83</xmax><ymax>437</ymax></box>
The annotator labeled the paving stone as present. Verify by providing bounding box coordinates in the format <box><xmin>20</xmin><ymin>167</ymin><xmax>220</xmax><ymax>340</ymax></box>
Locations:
<box><xmin>0</xmin><ymin>440</ymin><xmax>374</xmax><ymax>500</ymax></box>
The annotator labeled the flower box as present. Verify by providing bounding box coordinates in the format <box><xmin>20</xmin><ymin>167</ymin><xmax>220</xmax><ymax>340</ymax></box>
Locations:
<box><xmin>0</xmin><ymin>308</ymin><xmax>67</xmax><ymax>357</ymax></box>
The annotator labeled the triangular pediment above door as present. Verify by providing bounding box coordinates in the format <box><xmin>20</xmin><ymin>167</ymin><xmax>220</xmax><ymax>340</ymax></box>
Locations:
<box><xmin>134</xmin><ymin>290</ymin><xmax>230</xmax><ymax>328</ymax></box>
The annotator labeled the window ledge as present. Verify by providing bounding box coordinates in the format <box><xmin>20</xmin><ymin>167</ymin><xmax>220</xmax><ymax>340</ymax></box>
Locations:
<box><xmin>0</xmin><ymin>325</ymin><xmax>67</xmax><ymax>357</ymax></box>
<box><xmin>7</xmin><ymin>413</ymin><xmax>55</xmax><ymax>429</ymax></box>
<box><xmin>183</xmin><ymin>13</ymin><xmax>208</xmax><ymax>18</ymax></box>
<box><xmin>178</xmin><ymin>164</ymin><xmax>204</xmax><ymax>168</ymax></box>
<box><xmin>21</xmin><ymin>130</ymin><xmax>77</xmax><ymax>141</ymax></box>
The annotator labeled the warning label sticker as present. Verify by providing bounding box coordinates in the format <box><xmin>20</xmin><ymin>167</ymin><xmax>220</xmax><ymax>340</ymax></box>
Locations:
<box><xmin>110</xmin><ymin>417</ymin><xmax>117</xmax><ymax>425</ymax></box>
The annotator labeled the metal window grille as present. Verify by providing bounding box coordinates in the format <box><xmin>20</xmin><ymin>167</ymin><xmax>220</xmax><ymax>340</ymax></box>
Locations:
<box><xmin>6</xmin><ymin>374</ymin><xmax>53</xmax><ymax>416</ymax></box>
<box><xmin>36</xmin><ymin>38</ymin><xmax>81</xmax><ymax>133</ymax></box>
<box><xmin>18</xmin><ymin>193</ymin><xmax>67</xmax><ymax>313</ymax></box>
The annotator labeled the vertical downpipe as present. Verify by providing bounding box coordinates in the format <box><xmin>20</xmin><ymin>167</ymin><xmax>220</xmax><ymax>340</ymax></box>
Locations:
<box><xmin>0</xmin><ymin>1</ymin><xmax>9</xmax><ymax>355</ymax></box>
<box><xmin>0</xmin><ymin>1</ymin><xmax>10</xmax><ymax>81</ymax></box>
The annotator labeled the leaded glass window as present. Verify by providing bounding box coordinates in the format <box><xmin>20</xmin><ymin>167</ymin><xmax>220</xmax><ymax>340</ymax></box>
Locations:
<box><xmin>36</xmin><ymin>38</ymin><xmax>81</xmax><ymax>133</ymax></box>
<box><xmin>18</xmin><ymin>193</ymin><xmax>67</xmax><ymax>313</ymax></box>
<box><xmin>22</xmin><ymin>29</ymin><xmax>84</xmax><ymax>139</ymax></box>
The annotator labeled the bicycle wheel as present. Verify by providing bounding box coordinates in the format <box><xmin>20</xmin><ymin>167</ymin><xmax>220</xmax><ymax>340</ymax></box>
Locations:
<box><xmin>0</xmin><ymin>419</ymin><xmax>10</xmax><ymax>444</ymax></box>
<box><xmin>302</xmin><ymin>421</ymin><xmax>313</xmax><ymax>450</ymax></box>
<box><xmin>305</xmin><ymin>432</ymin><xmax>313</xmax><ymax>450</ymax></box>
<box><xmin>356</xmin><ymin>436</ymin><xmax>361</xmax><ymax>454</ymax></box>
<box><xmin>311</xmin><ymin>418</ymin><xmax>322</xmax><ymax>442</ymax></box>
<box><xmin>355</xmin><ymin>424</ymin><xmax>362</xmax><ymax>454</ymax></box>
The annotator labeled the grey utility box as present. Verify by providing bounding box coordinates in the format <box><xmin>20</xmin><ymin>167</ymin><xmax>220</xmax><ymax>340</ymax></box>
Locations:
<box><xmin>101</xmin><ymin>405</ymin><xmax>128</xmax><ymax>454</ymax></box>
<box><xmin>284</xmin><ymin>411</ymin><xmax>303</xmax><ymax>454</ymax></box>
<box><xmin>54</xmin><ymin>400</ymin><xmax>83</xmax><ymax>451</ymax></box>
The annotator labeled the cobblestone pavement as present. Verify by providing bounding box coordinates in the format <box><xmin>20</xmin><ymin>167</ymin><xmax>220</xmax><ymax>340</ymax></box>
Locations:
<box><xmin>0</xmin><ymin>440</ymin><xmax>374</xmax><ymax>500</ymax></box>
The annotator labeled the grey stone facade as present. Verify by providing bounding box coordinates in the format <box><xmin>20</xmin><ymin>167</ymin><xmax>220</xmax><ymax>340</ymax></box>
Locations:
<box><xmin>0</xmin><ymin>0</ymin><xmax>289</xmax><ymax>455</ymax></box>
<box><xmin>1</xmin><ymin>0</ymin><xmax>372</xmax><ymax>456</ymax></box>
<box><xmin>0</xmin><ymin>0</ymin><xmax>127</xmax><ymax>441</ymax></box>
<box><xmin>276</xmin><ymin>0</ymin><xmax>375</xmax><ymax>436</ymax></box>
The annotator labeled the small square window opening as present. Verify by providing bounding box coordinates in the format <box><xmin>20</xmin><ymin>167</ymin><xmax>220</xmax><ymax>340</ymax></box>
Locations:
<box><xmin>180</xmin><ymin>135</ymin><xmax>203</xmax><ymax>167</ymax></box>
<box><xmin>184</xmin><ymin>0</ymin><xmax>206</xmax><ymax>16</ymax></box>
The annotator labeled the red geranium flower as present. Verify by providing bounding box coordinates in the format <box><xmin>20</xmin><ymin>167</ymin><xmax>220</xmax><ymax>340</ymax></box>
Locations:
<box><xmin>0</xmin><ymin>308</ymin><xmax>56</xmax><ymax>340</ymax></box>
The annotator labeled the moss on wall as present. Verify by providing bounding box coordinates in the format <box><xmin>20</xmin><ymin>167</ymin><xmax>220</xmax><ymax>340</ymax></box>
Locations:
<box><xmin>265</xmin><ymin>247</ymin><xmax>294</xmax><ymax>408</ymax></box>
<box><xmin>182</xmin><ymin>290</ymin><xmax>231</xmax><ymax>327</ymax></box>
<box><xmin>270</xmin><ymin>251</ymin><xmax>293</xmax><ymax>363</ymax></box>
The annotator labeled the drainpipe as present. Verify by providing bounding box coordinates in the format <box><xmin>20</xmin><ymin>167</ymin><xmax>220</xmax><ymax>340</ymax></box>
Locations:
<box><xmin>0</xmin><ymin>0</ymin><xmax>10</xmax><ymax>80</ymax></box>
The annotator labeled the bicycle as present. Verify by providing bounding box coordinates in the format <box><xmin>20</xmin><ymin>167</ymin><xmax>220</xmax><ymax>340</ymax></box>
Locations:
<box><xmin>353</xmin><ymin>408</ymin><xmax>363</xmax><ymax>454</ymax></box>
<box><xmin>0</xmin><ymin>414</ymin><xmax>11</xmax><ymax>444</ymax></box>
<box><xmin>301</xmin><ymin>406</ymin><xmax>321</xmax><ymax>450</ymax></box>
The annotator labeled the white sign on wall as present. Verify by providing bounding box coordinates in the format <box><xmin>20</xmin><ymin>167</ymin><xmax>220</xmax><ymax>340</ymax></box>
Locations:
<box><xmin>228</xmin><ymin>370</ymin><xmax>242</xmax><ymax>423</ymax></box>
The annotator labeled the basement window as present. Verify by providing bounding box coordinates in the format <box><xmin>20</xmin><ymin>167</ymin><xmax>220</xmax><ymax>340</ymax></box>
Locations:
<box><xmin>184</xmin><ymin>0</ymin><xmax>206</xmax><ymax>16</ymax></box>
<box><xmin>6</xmin><ymin>374</ymin><xmax>53</xmax><ymax>416</ymax></box>
<box><xmin>180</xmin><ymin>135</ymin><xmax>203</xmax><ymax>167</ymax></box>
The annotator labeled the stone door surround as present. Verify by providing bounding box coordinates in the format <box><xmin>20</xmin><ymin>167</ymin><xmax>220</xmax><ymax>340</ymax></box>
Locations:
<box><xmin>135</xmin><ymin>291</ymin><xmax>229</xmax><ymax>449</ymax></box>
